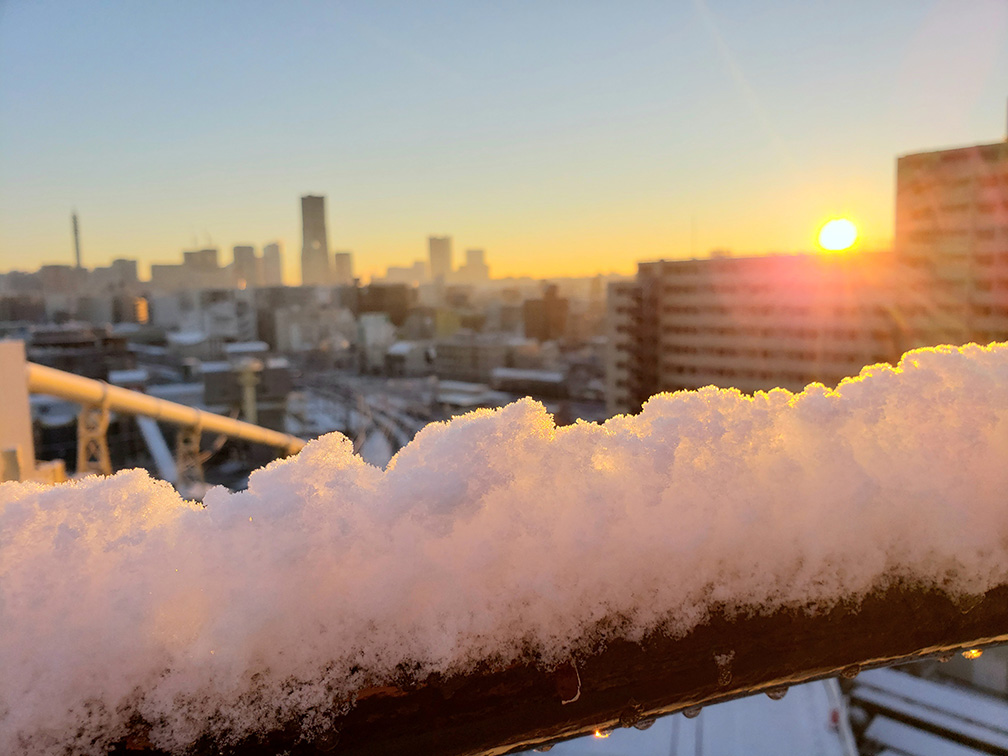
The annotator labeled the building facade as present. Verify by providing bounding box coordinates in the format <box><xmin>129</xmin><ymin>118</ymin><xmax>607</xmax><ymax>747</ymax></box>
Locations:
<box><xmin>895</xmin><ymin>139</ymin><xmax>1008</xmax><ymax>345</ymax></box>
<box><xmin>301</xmin><ymin>195</ymin><xmax>330</xmax><ymax>286</ymax></box>
<box><xmin>232</xmin><ymin>245</ymin><xmax>261</xmax><ymax>289</ymax></box>
<box><xmin>606</xmin><ymin>254</ymin><xmax>918</xmax><ymax>415</ymax></box>
<box><xmin>262</xmin><ymin>242</ymin><xmax>283</xmax><ymax>287</ymax></box>
<box><xmin>332</xmin><ymin>251</ymin><xmax>354</xmax><ymax>285</ymax></box>
<box><xmin>429</xmin><ymin>236</ymin><xmax>452</xmax><ymax>282</ymax></box>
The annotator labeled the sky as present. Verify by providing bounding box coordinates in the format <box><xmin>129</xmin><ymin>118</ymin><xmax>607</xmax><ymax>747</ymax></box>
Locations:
<box><xmin>1</xmin><ymin>0</ymin><xmax>1007</xmax><ymax>283</ymax></box>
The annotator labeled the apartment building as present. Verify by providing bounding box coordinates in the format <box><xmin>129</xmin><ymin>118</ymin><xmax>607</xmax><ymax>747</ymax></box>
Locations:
<box><xmin>895</xmin><ymin>139</ymin><xmax>1008</xmax><ymax>344</ymax></box>
<box><xmin>606</xmin><ymin>254</ymin><xmax>911</xmax><ymax>414</ymax></box>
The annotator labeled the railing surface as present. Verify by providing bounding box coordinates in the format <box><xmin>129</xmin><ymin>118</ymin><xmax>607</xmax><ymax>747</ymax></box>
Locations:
<box><xmin>26</xmin><ymin>361</ymin><xmax>306</xmax><ymax>455</ymax></box>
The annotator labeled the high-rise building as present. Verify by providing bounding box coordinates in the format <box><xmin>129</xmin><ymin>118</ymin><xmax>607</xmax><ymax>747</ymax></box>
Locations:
<box><xmin>459</xmin><ymin>248</ymin><xmax>490</xmax><ymax>283</ymax></box>
<box><xmin>262</xmin><ymin>242</ymin><xmax>283</xmax><ymax>287</ymax></box>
<box><xmin>333</xmin><ymin>251</ymin><xmax>354</xmax><ymax>285</ymax></box>
<box><xmin>429</xmin><ymin>236</ymin><xmax>452</xmax><ymax>281</ymax></box>
<box><xmin>894</xmin><ymin>138</ymin><xmax>1008</xmax><ymax>344</ymax></box>
<box><xmin>72</xmin><ymin>212</ymin><xmax>82</xmax><ymax>269</ymax></box>
<box><xmin>301</xmin><ymin>195</ymin><xmax>330</xmax><ymax>286</ymax></box>
<box><xmin>232</xmin><ymin>245</ymin><xmax>261</xmax><ymax>289</ymax></box>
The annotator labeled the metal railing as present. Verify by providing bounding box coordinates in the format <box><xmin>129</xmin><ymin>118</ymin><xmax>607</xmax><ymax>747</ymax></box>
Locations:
<box><xmin>26</xmin><ymin>361</ymin><xmax>306</xmax><ymax>481</ymax></box>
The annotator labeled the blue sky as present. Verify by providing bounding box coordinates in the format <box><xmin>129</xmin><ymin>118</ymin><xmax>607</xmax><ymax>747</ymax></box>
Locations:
<box><xmin>1</xmin><ymin>0</ymin><xmax>1007</xmax><ymax>281</ymax></box>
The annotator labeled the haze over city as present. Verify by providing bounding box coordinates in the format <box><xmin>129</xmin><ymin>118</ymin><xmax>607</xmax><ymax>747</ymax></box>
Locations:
<box><xmin>3</xmin><ymin>2</ymin><xmax>1008</xmax><ymax>755</ymax></box>
<box><xmin>2</xmin><ymin>0</ymin><xmax>1007</xmax><ymax>281</ymax></box>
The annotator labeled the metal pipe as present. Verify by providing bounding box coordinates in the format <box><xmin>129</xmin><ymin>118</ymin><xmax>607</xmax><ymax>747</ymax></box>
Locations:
<box><xmin>26</xmin><ymin>362</ymin><xmax>306</xmax><ymax>455</ymax></box>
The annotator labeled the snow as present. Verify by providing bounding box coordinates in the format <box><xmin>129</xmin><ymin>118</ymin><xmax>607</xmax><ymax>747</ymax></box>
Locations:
<box><xmin>165</xmin><ymin>330</ymin><xmax>205</xmax><ymax>346</ymax></box>
<box><xmin>2</xmin><ymin>342</ymin><xmax>1008</xmax><ymax>754</ymax></box>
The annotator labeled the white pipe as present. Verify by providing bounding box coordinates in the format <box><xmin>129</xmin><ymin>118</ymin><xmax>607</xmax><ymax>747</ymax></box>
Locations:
<box><xmin>26</xmin><ymin>362</ymin><xmax>306</xmax><ymax>455</ymax></box>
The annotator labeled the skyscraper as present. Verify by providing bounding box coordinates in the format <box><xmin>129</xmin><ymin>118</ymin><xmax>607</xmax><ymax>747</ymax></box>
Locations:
<box><xmin>429</xmin><ymin>235</ymin><xmax>452</xmax><ymax>282</ymax></box>
<box><xmin>333</xmin><ymin>251</ymin><xmax>354</xmax><ymax>285</ymax></box>
<box><xmin>262</xmin><ymin>242</ymin><xmax>283</xmax><ymax>287</ymax></box>
<box><xmin>301</xmin><ymin>195</ymin><xmax>330</xmax><ymax>286</ymax></box>
<box><xmin>232</xmin><ymin>245</ymin><xmax>261</xmax><ymax>289</ymax></box>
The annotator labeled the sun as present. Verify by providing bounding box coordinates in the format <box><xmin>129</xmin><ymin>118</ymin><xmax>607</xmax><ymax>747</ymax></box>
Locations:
<box><xmin>817</xmin><ymin>218</ymin><xmax>858</xmax><ymax>251</ymax></box>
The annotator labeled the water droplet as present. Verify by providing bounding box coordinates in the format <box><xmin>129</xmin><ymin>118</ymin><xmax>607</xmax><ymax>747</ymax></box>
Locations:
<box><xmin>533</xmin><ymin>745</ymin><xmax>553</xmax><ymax>752</ymax></box>
<box><xmin>841</xmin><ymin>664</ymin><xmax>860</xmax><ymax>679</ymax></box>
<box><xmin>633</xmin><ymin>717</ymin><xmax>656</xmax><ymax>731</ymax></box>
<box><xmin>937</xmin><ymin>650</ymin><xmax>954</xmax><ymax>663</ymax></box>
<box><xmin>962</xmin><ymin>648</ymin><xmax>983</xmax><ymax>660</ymax></box>
<box><xmin>593</xmin><ymin>728</ymin><xmax>612</xmax><ymax>738</ymax></box>
<box><xmin>766</xmin><ymin>686</ymin><xmax>788</xmax><ymax>700</ymax></box>
<box><xmin>683</xmin><ymin>705</ymin><xmax>702</xmax><ymax>718</ymax></box>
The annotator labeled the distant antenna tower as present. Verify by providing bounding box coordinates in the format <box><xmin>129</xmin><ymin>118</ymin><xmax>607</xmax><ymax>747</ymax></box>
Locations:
<box><xmin>72</xmin><ymin>211</ymin><xmax>82</xmax><ymax>269</ymax></box>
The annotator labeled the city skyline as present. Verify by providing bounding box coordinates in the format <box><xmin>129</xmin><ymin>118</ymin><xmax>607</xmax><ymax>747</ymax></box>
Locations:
<box><xmin>1</xmin><ymin>1</ymin><xmax>1007</xmax><ymax>281</ymax></box>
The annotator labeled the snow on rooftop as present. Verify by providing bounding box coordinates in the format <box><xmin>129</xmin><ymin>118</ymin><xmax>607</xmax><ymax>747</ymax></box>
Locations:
<box><xmin>3</xmin><ymin>342</ymin><xmax>1008</xmax><ymax>754</ymax></box>
<box><xmin>386</xmin><ymin>340</ymin><xmax>420</xmax><ymax>356</ymax></box>
<box><xmin>222</xmin><ymin>341</ymin><xmax>269</xmax><ymax>354</ymax></box>
<box><xmin>108</xmin><ymin>368</ymin><xmax>149</xmax><ymax>385</ymax></box>
<box><xmin>198</xmin><ymin>360</ymin><xmax>232</xmax><ymax>373</ymax></box>
<box><xmin>492</xmin><ymin>366</ymin><xmax>566</xmax><ymax>383</ymax></box>
<box><xmin>166</xmin><ymin>330</ymin><xmax>206</xmax><ymax>346</ymax></box>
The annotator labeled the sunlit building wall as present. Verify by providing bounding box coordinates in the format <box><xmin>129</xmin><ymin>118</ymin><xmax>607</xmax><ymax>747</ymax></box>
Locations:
<box><xmin>895</xmin><ymin>140</ymin><xmax>1008</xmax><ymax>345</ymax></box>
<box><xmin>606</xmin><ymin>254</ymin><xmax>912</xmax><ymax>415</ymax></box>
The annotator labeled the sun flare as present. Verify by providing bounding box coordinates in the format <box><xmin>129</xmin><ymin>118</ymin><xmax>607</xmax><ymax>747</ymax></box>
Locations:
<box><xmin>817</xmin><ymin>219</ymin><xmax>858</xmax><ymax>251</ymax></box>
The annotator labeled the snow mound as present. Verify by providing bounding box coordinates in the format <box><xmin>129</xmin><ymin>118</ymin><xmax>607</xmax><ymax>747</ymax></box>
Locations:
<box><xmin>2</xmin><ymin>342</ymin><xmax>1008</xmax><ymax>754</ymax></box>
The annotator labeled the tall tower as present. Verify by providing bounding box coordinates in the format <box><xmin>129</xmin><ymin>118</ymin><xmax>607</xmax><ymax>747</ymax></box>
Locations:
<box><xmin>72</xmin><ymin>212</ymin><xmax>82</xmax><ymax>269</ymax></box>
<box><xmin>428</xmin><ymin>235</ymin><xmax>452</xmax><ymax>282</ymax></box>
<box><xmin>301</xmin><ymin>195</ymin><xmax>330</xmax><ymax>286</ymax></box>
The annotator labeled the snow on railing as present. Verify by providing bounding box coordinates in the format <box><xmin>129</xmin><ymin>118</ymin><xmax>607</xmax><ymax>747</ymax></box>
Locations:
<box><xmin>2</xmin><ymin>342</ymin><xmax>1008</xmax><ymax>755</ymax></box>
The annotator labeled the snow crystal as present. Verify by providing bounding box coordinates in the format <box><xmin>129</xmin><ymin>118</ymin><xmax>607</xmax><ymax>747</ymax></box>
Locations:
<box><xmin>2</xmin><ymin>342</ymin><xmax>1008</xmax><ymax>754</ymax></box>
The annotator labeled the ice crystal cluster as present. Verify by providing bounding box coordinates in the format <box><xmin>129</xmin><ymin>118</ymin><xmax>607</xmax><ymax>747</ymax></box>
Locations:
<box><xmin>2</xmin><ymin>343</ymin><xmax>1007</xmax><ymax>754</ymax></box>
